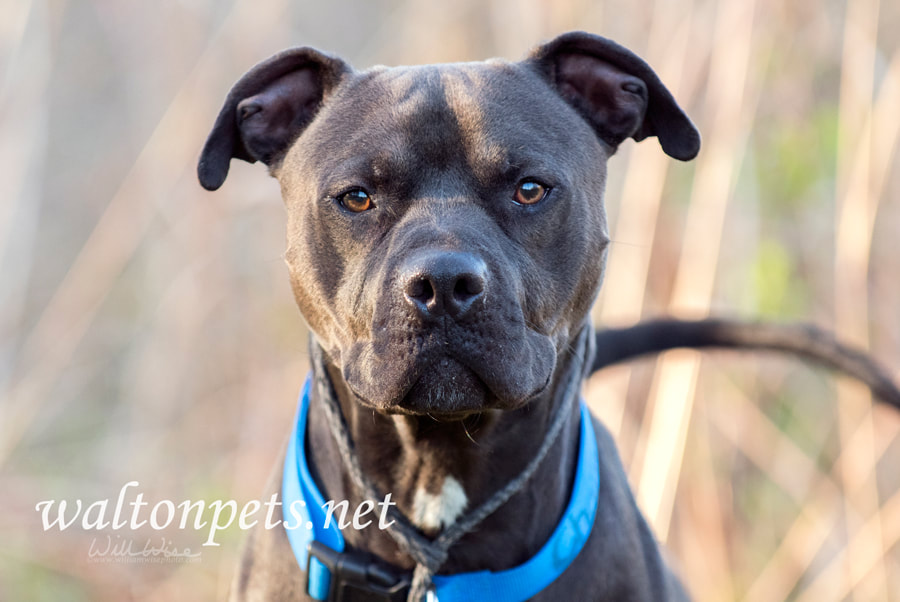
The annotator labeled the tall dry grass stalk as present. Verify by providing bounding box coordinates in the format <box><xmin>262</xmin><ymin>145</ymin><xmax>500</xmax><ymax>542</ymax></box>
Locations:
<box><xmin>636</xmin><ymin>0</ymin><xmax>760</xmax><ymax>549</ymax></box>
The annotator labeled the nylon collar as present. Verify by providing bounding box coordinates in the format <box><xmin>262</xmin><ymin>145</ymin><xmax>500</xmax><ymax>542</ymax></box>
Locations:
<box><xmin>281</xmin><ymin>375</ymin><xmax>600</xmax><ymax>601</ymax></box>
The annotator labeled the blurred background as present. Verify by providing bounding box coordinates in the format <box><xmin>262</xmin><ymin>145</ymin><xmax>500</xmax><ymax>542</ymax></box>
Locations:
<box><xmin>1</xmin><ymin>0</ymin><xmax>899</xmax><ymax>600</ymax></box>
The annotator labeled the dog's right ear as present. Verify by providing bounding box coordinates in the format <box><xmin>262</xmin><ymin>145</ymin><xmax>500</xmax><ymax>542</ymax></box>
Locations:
<box><xmin>198</xmin><ymin>48</ymin><xmax>351</xmax><ymax>191</ymax></box>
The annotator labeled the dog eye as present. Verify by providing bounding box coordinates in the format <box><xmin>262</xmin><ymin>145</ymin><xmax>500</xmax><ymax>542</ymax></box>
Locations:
<box><xmin>512</xmin><ymin>179</ymin><xmax>550</xmax><ymax>206</ymax></box>
<box><xmin>337</xmin><ymin>188</ymin><xmax>374</xmax><ymax>213</ymax></box>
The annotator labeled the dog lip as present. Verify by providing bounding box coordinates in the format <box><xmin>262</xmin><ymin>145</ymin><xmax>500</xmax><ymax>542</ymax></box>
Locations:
<box><xmin>345</xmin><ymin>364</ymin><xmax>552</xmax><ymax>415</ymax></box>
<box><xmin>378</xmin><ymin>405</ymin><xmax>482</xmax><ymax>420</ymax></box>
<box><xmin>399</xmin><ymin>363</ymin><xmax>551</xmax><ymax>415</ymax></box>
<box><xmin>341</xmin><ymin>357</ymin><xmax>498</xmax><ymax>417</ymax></box>
<box><xmin>340</xmin><ymin>324</ymin><xmax>558</xmax><ymax>414</ymax></box>
<box><xmin>341</xmin><ymin>379</ymin><xmax>406</xmax><ymax>411</ymax></box>
<box><xmin>342</xmin><ymin>374</ymin><xmax>481</xmax><ymax>418</ymax></box>
<box><xmin>521</xmin><ymin>372</ymin><xmax>553</xmax><ymax>405</ymax></box>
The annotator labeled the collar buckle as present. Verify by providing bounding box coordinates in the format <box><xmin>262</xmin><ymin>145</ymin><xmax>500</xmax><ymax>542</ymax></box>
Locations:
<box><xmin>306</xmin><ymin>541</ymin><xmax>412</xmax><ymax>602</ymax></box>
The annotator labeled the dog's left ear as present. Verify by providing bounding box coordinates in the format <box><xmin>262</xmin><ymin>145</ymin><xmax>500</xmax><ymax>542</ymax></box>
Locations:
<box><xmin>528</xmin><ymin>31</ymin><xmax>700</xmax><ymax>160</ymax></box>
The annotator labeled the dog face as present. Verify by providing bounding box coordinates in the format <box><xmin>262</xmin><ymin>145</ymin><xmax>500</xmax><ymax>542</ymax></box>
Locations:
<box><xmin>198</xmin><ymin>32</ymin><xmax>699</xmax><ymax>416</ymax></box>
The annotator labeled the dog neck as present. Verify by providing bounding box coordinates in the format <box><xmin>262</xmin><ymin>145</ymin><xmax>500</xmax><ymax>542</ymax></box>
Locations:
<box><xmin>303</xmin><ymin>348</ymin><xmax>583</xmax><ymax>574</ymax></box>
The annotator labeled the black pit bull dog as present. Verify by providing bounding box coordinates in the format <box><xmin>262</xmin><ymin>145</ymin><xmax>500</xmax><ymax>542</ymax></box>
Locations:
<box><xmin>198</xmin><ymin>32</ymin><xmax>900</xmax><ymax>602</ymax></box>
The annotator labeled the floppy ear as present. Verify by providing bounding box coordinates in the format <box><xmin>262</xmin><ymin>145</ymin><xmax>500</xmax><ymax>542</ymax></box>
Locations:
<box><xmin>528</xmin><ymin>31</ymin><xmax>700</xmax><ymax>160</ymax></box>
<box><xmin>197</xmin><ymin>47</ymin><xmax>351</xmax><ymax>191</ymax></box>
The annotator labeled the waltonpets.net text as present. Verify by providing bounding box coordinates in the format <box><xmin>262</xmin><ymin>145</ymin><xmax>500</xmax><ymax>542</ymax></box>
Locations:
<box><xmin>35</xmin><ymin>481</ymin><xmax>396</xmax><ymax>545</ymax></box>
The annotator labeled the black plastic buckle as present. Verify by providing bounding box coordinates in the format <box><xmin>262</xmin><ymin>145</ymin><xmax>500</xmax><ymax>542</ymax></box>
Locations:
<box><xmin>306</xmin><ymin>541</ymin><xmax>412</xmax><ymax>602</ymax></box>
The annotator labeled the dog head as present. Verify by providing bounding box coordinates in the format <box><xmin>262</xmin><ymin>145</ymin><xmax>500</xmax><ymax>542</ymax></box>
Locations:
<box><xmin>198</xmin><ymin>32</ymin><xmax>699</xmax><ymax>416</ymax></box>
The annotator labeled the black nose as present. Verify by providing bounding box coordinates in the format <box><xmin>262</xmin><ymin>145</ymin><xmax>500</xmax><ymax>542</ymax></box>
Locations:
<box><xmin>401</xmin><ymin>251</ymin><xmax>488</xmax><ymax>320</ymax></box>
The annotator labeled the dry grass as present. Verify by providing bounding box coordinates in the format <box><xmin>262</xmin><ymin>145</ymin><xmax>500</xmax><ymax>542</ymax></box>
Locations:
<box><xmin>1</xmin><ymin>0</ymin><xmax>898</xmax><ymax>600</ymax></box>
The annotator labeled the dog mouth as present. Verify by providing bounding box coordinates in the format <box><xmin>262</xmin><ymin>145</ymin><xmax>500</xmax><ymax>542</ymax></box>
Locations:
<box><xmin>342</xmin><ymin>339</ymin><xmax>555</xmax><ymax>417</ymax></box>
<box><xmin>343</xmin><ymin>355</ymin><xmax>489</xmax><ymax>415</ymax></box>
<box><xmin>399</xmin><ymin>357</ymin><xmax>490</xmax><ymax>415</ymax></box>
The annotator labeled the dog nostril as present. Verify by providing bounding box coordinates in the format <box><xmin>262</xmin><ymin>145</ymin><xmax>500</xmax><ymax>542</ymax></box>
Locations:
<box><xmin>406</xmin><ymin>277</ymin><xmax>435</xmax><ymax>303</ymax></box>
<box><xmin>453</xmin><ymin>274</ymin><xmax>484</xmax><ymax>300</ymax></box>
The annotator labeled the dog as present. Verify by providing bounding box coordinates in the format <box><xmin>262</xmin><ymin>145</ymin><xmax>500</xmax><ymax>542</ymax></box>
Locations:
<box><xmin>198</xmin><ymin>31</ymin><xmax>899</xmax><ymax>602</ymax></box>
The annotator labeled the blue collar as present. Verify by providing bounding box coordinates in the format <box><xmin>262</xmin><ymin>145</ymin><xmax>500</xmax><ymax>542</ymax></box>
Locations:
<box><xmin>281</xmin><ymin>376</ymin><xmax>600</xmax><ymax>601</ymax></box>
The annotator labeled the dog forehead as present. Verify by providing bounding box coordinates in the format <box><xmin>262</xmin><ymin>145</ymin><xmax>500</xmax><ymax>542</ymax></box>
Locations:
<box><xmin>367</xmin><ymin>60</ymin><xmax>538</xmax><ymax>119</ymax></box>
<box><xmin>355</xmin><ymin>59</ymin><xmax>539</xmax><ymax>115</ymax></box>
<box><xmin>286</xmin><ymin>59</ymin><xmax>596</xmax><ymax>184</ymax></box>
<box><xmin>366</xmin><ymin>60</ymin><xmax>581</xmax><ymax>147</ymax></box>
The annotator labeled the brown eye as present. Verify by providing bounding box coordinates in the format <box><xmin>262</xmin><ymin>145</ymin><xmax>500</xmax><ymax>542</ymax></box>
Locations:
<box><xmin>513</xmin><ymin>179</ymin><xmax>549</xmax><ymax>205</ymax></box>
<box><xmin>338</xmin><ymin>188</ymin><xmax>374</xmax><ymax>213</ymax></box>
